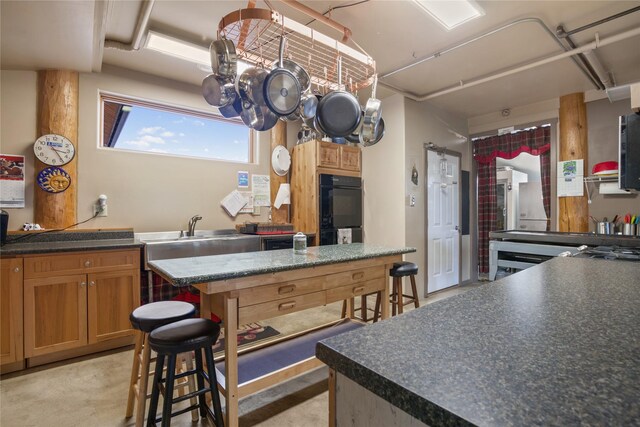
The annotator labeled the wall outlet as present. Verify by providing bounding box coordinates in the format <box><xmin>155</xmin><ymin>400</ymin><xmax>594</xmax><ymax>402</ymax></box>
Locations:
<box><xmin>95</xmin><ymin>204</ymin><xmax>108</xmax><ymax>217</ymax></box>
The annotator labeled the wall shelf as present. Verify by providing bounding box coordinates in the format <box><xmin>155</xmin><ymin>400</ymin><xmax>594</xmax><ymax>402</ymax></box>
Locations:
<box><xmin>583</xmin><ymin>175</ymin><xmax>631</xmax><ymax>203</ymax></box>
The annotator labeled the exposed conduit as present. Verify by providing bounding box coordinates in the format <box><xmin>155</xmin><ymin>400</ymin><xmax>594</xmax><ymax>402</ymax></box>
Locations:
<box><xmin>104</xmin><ymin>0</ymin><xmax>155</xmax><ymax>51</ymax></box>
<box><xmin>380</xmin><ymin>17</ymin><xmax>601</xmax><ymax>89</ymax></box>
<box><xmin>380</xmin><ymin>26</ymin><xmax>640</xmax><ymax>102</ymax></box>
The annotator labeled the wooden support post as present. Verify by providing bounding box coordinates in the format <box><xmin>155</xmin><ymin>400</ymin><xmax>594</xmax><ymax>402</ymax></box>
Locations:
<box><xmin>35</xmin><ymin>70</ymin><xmax>79</xmax><ymax>229</ymax></box>
<box><xmin>270</xmin><ymin>121</ymin><xmax>289</xmax><ymax>224</ymax></box>
<box><xmin>558</xmin><ymin>92</ymin><xmax>588</xmax><ymax>233</ymax></box>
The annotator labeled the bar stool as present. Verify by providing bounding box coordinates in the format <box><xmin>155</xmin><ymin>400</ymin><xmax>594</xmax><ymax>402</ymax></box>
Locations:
<box><xmin>146</xmin><ymin>318</ymin><xmax>225</xmax><ymax>427</ymax></box>
<box><xmin>126</xmin><ymin>301</ymin><xmax>197</xmax><ymax>427</ymax></box>
<box><xmin>389</xmin><ymin>262</ymin><xmax>420</xmax><ymax>315</ymax></box>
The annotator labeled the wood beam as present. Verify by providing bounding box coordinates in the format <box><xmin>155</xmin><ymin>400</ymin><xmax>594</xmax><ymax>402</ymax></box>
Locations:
<box><xmin>558</xmin><ymin>92</ymin><xmax>588</xmax><ymax>232</ymax></box>
<box><xmin>270</xmin><ymin>121</ymin><xmax>289</xmax><ymax>224</ymax></box>
<box><xmin>35</xmin><ymin>70</ymin><xmax>79</xmax><ymax>229</ymax></box>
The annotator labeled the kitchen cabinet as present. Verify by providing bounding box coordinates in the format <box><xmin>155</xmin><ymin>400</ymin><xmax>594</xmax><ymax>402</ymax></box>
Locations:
<box><xmin>291</xmin><ymin>140</ymin><xmax>361</xmax><ymax>238</ymax></box>
<box><xmin>23</xmin><ymin>249</ymin><xmax>140</xmax><ymax>358</ymax></box>
<box><xmin>1</xmin><ymin>258</ymin><xmax>24</xmax><ymax>367</ymax></box>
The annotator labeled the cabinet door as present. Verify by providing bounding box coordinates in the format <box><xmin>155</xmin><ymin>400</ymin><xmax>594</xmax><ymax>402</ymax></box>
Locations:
<box><xmin>340</xmin><ymin>146</ymin><xmax>361</xmax><ymax>172</ymax></box>
<box><xmin>318</xmin><ymin>141</ymin><xmax>340</xmax><ymax>168</ymax></box>
<box><xmin>1</xmin><ymin>258</ymin><xmax>24</xmax><ymax>365</ymax></box>
<box><xmin>24</xmin><ymin>275</ymin><xmax>87</xmax><ymax>357</ymax></box>
<box><xmin>87</xmin><ymin>269</ymin><xmax>140</xmax><ymax>344</ymax></box>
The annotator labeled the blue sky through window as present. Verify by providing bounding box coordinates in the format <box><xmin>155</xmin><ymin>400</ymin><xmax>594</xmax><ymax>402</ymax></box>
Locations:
<box><xmin>112</xmin><ymin>103</ymin><xmax>250</xmax><ymax>162</ymax></box>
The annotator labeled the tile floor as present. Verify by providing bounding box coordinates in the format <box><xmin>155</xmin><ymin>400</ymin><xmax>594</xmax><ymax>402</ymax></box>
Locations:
<box><xmin>0</xmin><ymin>283</ymin><xmax>480</xmax><ymax>427</ymax></box>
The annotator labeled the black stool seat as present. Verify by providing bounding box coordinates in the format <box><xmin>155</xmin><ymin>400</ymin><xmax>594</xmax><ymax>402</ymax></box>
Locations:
<box><xmin>390</xmin><ymin>261</ymin><xmax>418</xmax><ymax>277</ymax></box>
<box><xmin>149</xmin><ymin>318</ymin><xmax>220</xmax><ymax>354</ymax></box>
<box><xmin>130</xmin><ymin>301</ymin><xmax>196</xmax><ymax>333</ymax></box>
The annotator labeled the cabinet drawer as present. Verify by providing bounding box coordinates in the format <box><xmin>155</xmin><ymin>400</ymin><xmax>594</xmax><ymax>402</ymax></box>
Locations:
<box><xmin>239</xmin><ymin>291</ymin><xmax>326</xmax><ymax>324</ymax></box>
<box><xmin>24</xmin><ymin>250</ymin><xmax>140</xmax><ymax>279</ymax></box>
<box><xmin>326</xmin><ymin>278</ymin><xmax>385</xmax><ymax>304</ymax></box>
<box><xmin>238</xmin><ymin>276</ymin><xmax>326</xmax><ymax>308</ymax></box>
<box><xmin>324</xmin><ymin>266</ymin><xmax>385</xmax><ymax>290</ymax></box>
<box><xmin>340</xmin><ymin>146</ymin><xmax>361</xmax><ymax>172</ymax></box>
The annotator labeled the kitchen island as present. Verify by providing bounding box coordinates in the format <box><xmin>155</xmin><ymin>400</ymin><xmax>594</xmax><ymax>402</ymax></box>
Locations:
<box><xmin>148</xmin><ymin>243</ymin><xmax>415</xmax><ymax>427</ymax></box>
<box><xmin>317</xmin><ymin>256</ymin><xmax>640</xmax><ymax>426</ymax></box>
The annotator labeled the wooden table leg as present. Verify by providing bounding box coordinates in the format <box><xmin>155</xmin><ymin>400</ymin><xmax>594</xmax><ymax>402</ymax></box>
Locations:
<box><xmin>328</xmin><ymin>368</ymin><xmax>336</xmax><ymax>427</ymax></box>
<box><xmin>223</xmin><ymin>295</ymin><xmax>239</xmax><ymax>427</ymax></box>
<box><xmin>381</xmin><ymin>274</ymin><xmax>391</xmax><ymax>320</ymax></box>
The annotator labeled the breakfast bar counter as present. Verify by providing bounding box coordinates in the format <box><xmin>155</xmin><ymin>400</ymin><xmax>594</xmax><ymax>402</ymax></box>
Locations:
<box><xmin>148</xmin><ymin>243</ymin><xmax>415</xmax><ymax>427</ymax></box>
<box><xmin>316</xmin><ymin>257</ymin><xmax>640</xmax><ymax>426</ymax></box>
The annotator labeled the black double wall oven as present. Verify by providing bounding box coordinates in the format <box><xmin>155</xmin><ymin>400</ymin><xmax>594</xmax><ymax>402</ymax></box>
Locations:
<box><xmin>319</xmin><ymin>174</ymin><xmax>363</xmax><ymax>245</ymax></box>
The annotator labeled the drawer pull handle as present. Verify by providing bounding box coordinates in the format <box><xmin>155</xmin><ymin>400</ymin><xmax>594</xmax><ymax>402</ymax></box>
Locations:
<box><xmin>352</xmin><ymin>272</ymin><xmax>365</xmax><ymax>280</ymax></box>
<box><xmin>13</xmin><ymin>267</ymin><xmax>20</xmax><ymax>273</ymax></box>
<box><xmin>80</xmin><ymin>282</ymin><xmax>86</xmax><ymax>288</ymax></box>
<box><xmin>89</xmin><ymin>281</ymin><xmax>96</xmax><ymax>287</ymax></box>
<box><xmin>278</xmin><ymin>285</ymin><xmax>296</xmax><ymax>294</ymax></box>
<box><xmin>353</xmin><ymin>286</ymin><xmax>365</xmax><ymax>294</ymax></box>
<box><xmin>278</xmin><ymin>301</ymin><xmax>296</xmax><ymax>311</ymax></box>
<box><xmin>84</xmin><ymin>261</ymin><xmax>91</xmax><ymax>267</ymax></box>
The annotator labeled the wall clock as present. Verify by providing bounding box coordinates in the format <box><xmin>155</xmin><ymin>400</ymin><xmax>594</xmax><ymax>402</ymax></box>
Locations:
<box><xmin>37</xmin><ymin>167</ymin><xmax>71</xmax><ymax>193</ymax></box>
<box><xmin>33</xmin><ymin>134</ymin><xmax>76</xmax><ymax>166</ymax></box>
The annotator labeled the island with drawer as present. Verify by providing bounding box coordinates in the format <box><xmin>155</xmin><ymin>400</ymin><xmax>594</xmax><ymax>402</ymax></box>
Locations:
<box><xmin>316</xmin><ymin>256</ymin><xmax>640</xmax><ymax>426</ymax></box>
<box><xmin>0</xmin><ymin>230</ymin><xmax>143</xmax><ymax>373</ymax></box>
<box><xmin>147</xmin><ymin>243</ymin><xmax>415</xmax><ymax>427</ymax></box>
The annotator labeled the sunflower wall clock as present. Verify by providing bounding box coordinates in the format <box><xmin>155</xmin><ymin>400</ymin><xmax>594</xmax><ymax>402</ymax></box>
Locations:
<box><xmin>37</xmin><ymin>166</ymin><xmax>71</xmax><ymax>193</ymax></box>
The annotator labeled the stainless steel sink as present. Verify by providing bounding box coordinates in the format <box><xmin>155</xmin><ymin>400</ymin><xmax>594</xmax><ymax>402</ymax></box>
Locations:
<box><xmin>136</xmin><ymin>229</ymin><xmax>261</xmax><ymax>268</ymax></box>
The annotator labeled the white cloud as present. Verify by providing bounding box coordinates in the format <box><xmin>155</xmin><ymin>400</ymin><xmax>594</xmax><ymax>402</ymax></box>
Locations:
<box><xmin>121</xmin><ymin>134</ymin><xmax>166</xmax><ymax>147</ymax></box>
<box><xmin>148</xmin><ymin>148</ymin><xmax>168</xmax><ymax>154</ymax></box>
<box><xmin>233</xmin><ymin>139</ymin><xmax>241</xmax><ymax>144</ymax></box>
<box><xmin>179</xmin><ymin>133</ymin><xmax>185</xmax><ymax>137</ymax></box>
<box><xmin>161</xmin><ymin>131</ymin><xmax>175</xmax><ymax>137</ymax></box>
<box><xmin>204</xmin><ymin>148</ymin><xmax>209</xmax><ymax>152</ymax></box>
<box><xmin>138</xmin><ymin>126</ymin><xmax>163</xmax><ymax>135</ymax></box>
<box><xmin>191</xmin><ymin>120</ymin><xmax>205</xmax><ymax>127</ymax></box>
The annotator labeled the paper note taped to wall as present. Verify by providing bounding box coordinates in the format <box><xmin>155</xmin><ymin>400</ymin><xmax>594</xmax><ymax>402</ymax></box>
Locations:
<box><xmin>557</xmin><ymin>159</ymin><xmax>584</xmax><ymax>197</ymax></box>
<box><xmin>252</xmin><ymin>175</ymin><xmax>271</xmax><ymax>206</ymax></box>
<box><xmin>221</xmin><ymin>190</ymin><xmax>248</xmax><ymax>217</ymax></box>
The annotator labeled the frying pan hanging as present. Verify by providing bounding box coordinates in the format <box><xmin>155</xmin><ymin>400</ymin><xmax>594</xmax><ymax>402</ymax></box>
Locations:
<box><xmin>264</xmin><ymin>36</ymin><xmax>301</xmax><ymax>116</ymax></box>
<box><xmin>359</xmin><ymin>75</ymin><xmax>382</xmax><ymax>145</ymax></box>
<box><xmin>315</xmin><ymin>57</ymin><xmax>361</xmax><ymax>137</ymax></box>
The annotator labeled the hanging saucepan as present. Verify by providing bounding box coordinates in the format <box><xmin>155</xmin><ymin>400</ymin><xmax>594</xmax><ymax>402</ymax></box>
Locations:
<box><xmin>315</xmin><ymin>57</ymin><xmax>361</xmax><ymax>137</ymax></box>
<box><xmin>210</xmin><ymin>37</ymin><xmax>237</xmax><ymax>80</ymax></box>
<box><xmin>346</xmin><ymin>117</ymin><xmax>385</xmax><ymax>146</ymax></box>
<box><xmin>218</xmin><ymin>95</ymin><xmax>242</xmax><ymax>118</ymax></box>
<box><xmin>298</xmin><ymin>91</ymin><xmax>318</xmax><ymax>121</ymax></box>
<box><xmin>240</xmin><ymin>99</ymin><xmax>264</xmax><ymax>130</ymax></box>
<box><xmin>237</xmin><ymin>66</ymin><xmax>268</xmax><ymax>106</ymax></box>
<box><xmin>202</xmin><ymin>74</ymin><xmax>236</xmax><ymax>108</ymax></box>
<box><xmin>264</xmin><ymin>36</ymin><xmax>301</xmax><ymax>116</ymax></box>
<box><xmin>273</xmin><ymin>57</ymin><xmax>310</xmax><ymax>93</ymax></box>
<box><xmin>359</xmin><ymin>75</ymin><xmax>382</xmax><ymax>145</ymax></box>
<box><xmin>259</xmin><ymin>105</ymin><xmax>279</xmax><ymax>131</ymax></box>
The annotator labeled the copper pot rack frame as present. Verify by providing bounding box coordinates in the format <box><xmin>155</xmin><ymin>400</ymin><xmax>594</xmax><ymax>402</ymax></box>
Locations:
<box><xmin>218</xmin><ymin>8</ymin><xmax>376</xmax><ymax>92</ymax></box>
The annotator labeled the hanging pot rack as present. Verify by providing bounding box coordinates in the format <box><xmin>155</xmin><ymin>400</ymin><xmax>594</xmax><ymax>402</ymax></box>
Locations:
<box><xmin>218</xmin><ymin>7</ymin><xmax>376</xmax><ymax>92</ymax></box>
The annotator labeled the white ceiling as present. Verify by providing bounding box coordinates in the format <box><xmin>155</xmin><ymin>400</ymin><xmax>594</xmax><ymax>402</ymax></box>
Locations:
<box><xmin>2</xmin><ymin>0</ymin><xmax>640</xmax><ymax>119</ymax></box>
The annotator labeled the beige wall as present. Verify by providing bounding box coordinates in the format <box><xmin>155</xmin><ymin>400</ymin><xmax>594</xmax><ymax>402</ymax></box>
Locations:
<box><xmin>404</xmin><ymin>99</ymin><xmax>471</xmax><ymax>294</ymax></box>
<box><xmin>362</xmin><ymin>93</ymin><xmax>406</xmax><ymax>248</ymax></box>
<box><xmin>1</xmin><ymin>66</ymin><xmax>271</xmax><ymax>232</ymax></box>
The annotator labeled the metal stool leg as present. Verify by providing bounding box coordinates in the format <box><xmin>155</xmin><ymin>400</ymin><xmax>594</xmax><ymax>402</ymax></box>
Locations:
<box><xmin>204</xmin><ymin>346</ymin><xmax>225</xmax><ymax>427</ymax></box>
<box><xmin>147</xmin><ymin>353</ymin><xmax>165</xmax><ymax>427</ymax></box>
<box><xmin>161</xmin><ymin>354</ymin><xmax>177</xmax><ymax>427</ymax></box>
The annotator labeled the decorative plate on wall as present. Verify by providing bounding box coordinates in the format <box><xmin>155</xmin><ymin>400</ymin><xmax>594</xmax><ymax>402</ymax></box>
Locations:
<box><xmin>37</xmin><ymin>167</ymin><xmax>71</xmax><ymax>193</ymax></box>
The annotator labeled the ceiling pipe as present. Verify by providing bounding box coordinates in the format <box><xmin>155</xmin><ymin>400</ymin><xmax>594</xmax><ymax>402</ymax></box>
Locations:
<box><xmin>379</xmin><ymin>26</ymin><xmax>640</xmax><ymax>102</ymax></box>
<box><xmin>556</xmin><ymin>25</ymin><xmax>606</xmax><ymax>90</ymax></box>
<box><xmin>562</xmin><ymin>5</ymin><xmax>640</xmax><ymax>37</ymax></box>
<box><xmin>280</xmin><ymin>0</ymin><xmax>352</xmax><ymax>42</ymax></box>
<box><xmin>104</xmin><ymin>0</ymin><xmax>155</xmax><ymax>51</ymax></box>
<box><xmin>380</xmin><ymin>17</ymin><xmax>600</xmax><ymax>89</ymax></box>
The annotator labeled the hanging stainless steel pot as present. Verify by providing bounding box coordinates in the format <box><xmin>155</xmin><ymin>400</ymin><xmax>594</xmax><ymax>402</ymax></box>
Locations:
<box><xmin>238</xmin><ymin>66</ymin><xmax>268</xmax><ymax>106</ymax></box>
<box><xmin>298</xmin><ymin>91</ymin><xmax>318</xmax><ymax>121</ymax></box>
<box><xmin>210</xmin><ymin>37</ymin><xmax>237</xmax><ymax>80</ymax></box>
<box><xmin>202</xmin><ymin>74</ymin><xmax>236</xmax><ymax>108</ymax></box>
<box><xmin>346</xmin><ymin>116</ymin><xmax>385</xmax><ymax>146</ymax></box>
<box><xmin>264</xmin><ymin>36</ymin><xmax>301</xmax><ymax>116</ymax></box>
<box><xmin>315</xmin><ymin>57</ymin><xmax>361</xmax><ymax>138</ymax></box>
<box><xmin>273</xmin><ymin>58</ymin><xmax>310</xmax><ymax>93</ymax></box>
<box><xmin>218</xmin><ymin>95</ymin><xmax>242</xmax><ymax>118</ymax></box>
<box><xmin>359</xmin><ymin>75</ymin><xmax>382</xmax><ymax>145</ymax></box>
<box><xmin>240</xmin><ymin>99</ymin><xmax>264</xmax><ymax>130</ymax></box>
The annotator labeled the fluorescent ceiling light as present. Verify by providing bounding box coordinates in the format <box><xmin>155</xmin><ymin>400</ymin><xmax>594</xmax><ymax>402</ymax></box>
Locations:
<box><xmin>413</xmin><ymin>0</ymin><xmax>484</xmax><ymax>30</ymax></box>
<box><xmin>145</xmin><ymin>31</ymin><xmax>249</xmax><ymax>74</ymax></box>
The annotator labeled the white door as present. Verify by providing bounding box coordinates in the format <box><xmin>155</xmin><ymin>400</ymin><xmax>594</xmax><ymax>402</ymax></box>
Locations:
<box><xmin>427</xmin><ymin>150</ymin><xmax>460</xmax><ymax>293</ymax></box>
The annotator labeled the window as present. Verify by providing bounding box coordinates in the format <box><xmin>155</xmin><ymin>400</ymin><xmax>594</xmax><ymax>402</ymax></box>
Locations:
<box><xmin>100</xmin><ymin>93</ymin><xmax>254</xmax><ymax>163</ymax></box>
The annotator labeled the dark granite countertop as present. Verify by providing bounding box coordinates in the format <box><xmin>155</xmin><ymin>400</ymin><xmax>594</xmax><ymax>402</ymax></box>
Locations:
<box><xmin>0</xmin><ymin>230</ymin><xmax>142</xmax><ymax>255</ymax></box>
<box><xmin>317</xmin><ymin>257</ymin><xmax>640</xmax><ymax>426</ymax></box>
<box><xmin>148</xmin><ymin>243</ymin><xmax>415</xmax><ymax>286</ymax></box>
<box><xmin>490</xmin><ymin>230</ymin><xmax>640</xmax><ymax>247</ymax></box>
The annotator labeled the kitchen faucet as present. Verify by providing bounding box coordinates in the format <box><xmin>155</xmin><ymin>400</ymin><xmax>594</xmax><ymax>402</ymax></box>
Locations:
<box><xmin>187</xmin><ymin>215</ymin><xmax>202</xmax><ymax>237</ymax></box>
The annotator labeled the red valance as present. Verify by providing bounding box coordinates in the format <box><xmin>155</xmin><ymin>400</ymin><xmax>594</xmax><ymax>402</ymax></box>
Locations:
<box><xmin>473</xmin><ymin>127</ymin><xmax>551</xmax><ymax>164</ymax></box>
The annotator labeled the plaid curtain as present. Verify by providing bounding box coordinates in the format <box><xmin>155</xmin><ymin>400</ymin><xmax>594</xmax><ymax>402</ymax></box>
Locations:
<box><xmin>474</xmin><ymin>127</ymin><xmax>551</xmax><ymax>273</ymax></box>
<box><xmin>539</xmin><ymin>150</ymin><xmax>551</xmax><ymax>230</ymax></box>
